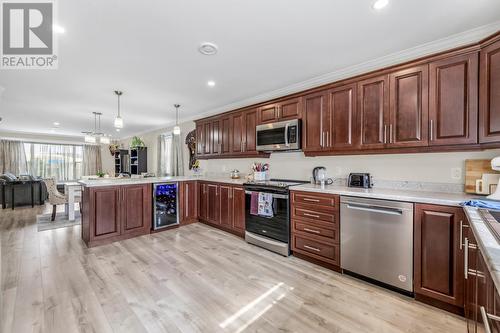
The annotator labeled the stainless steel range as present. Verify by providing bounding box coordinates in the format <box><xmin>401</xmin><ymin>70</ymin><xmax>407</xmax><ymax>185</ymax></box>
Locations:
<box><xmin>244</xmin><ymin>179</ymin><xmax>308</xmax><ymax>256</ymax></box>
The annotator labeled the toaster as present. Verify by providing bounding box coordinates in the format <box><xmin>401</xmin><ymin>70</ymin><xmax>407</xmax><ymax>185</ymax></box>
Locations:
<box><xmin>348</xmin><ymin>173</ymin><xmax>372</xmax><ymax>188</ymax></box>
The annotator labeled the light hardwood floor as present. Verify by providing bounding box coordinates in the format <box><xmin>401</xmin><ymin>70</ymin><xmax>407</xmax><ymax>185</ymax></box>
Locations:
<box><xmin>1</xmin><ymin>205</ymin><xmax>465</xmax><ymax>333</ymax></box>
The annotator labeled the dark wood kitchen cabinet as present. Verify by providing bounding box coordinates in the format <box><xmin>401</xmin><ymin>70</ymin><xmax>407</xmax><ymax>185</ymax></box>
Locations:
<box><xmin>231</xmin><ymin>112</ymin><xmax>245</xmax><ymax>154</ymax></box>
<box><xmin>257</xmin><ymin>97</ymin><xmax>301</xmax><ymax>124</ymax></box>
<box><xmin>479</xmin><ymin>36</ymin><xmax>500</xmax><ymax>143</ymax></box>
<box><xmin>219</xmin><ymin>184</ymin><xmax>233</xmax><ymax>228</ymax></box>
<box><xmin>81</xmin><ymin>184</ymin><xmax>152</xmax><ymax>247</ymax></box>
<box><xmin>231</xmin><ymin>186</ymin><xmax>246</xmax><ymax>233</ymax></box>
<box><xmin>302</xmin><ymin>90</ymin><xmax>329</xmax><ymax>152</ymax></box>
<box><xmin>196</xmin><ymin>122</ymin><xmax>204</xmax><ymax>156</ymax></box>
<box><xmin>229</xmin><ymin>109</ymin><xmax>259</xmax><ymax>155</ymax></box>
<box><xmin>211</xmin><ymin>118</ymin><xmax>221</xmax><ymax>155</ymax></box>
<box><xmin>179</xmin><ymin>181</ymin><xmax>198</xmax><ymax>225</ymax></box>
<box><xmin>219</xmin><ymin>116</ymin><xmax>231</xmax><ymax>155</ymax></box>
<box><xmin>388</xmin><ymin>65</ymin><xmax>429</xmax><ymax>147</ymax></box>
<box><xmin>414</xmin><ymin>204</ymin><xmax>465</xmax><ymax>312</ymax></box>
<box><xmin>198</xmin><ymin>182</ymin><xmax>208</xmax><ymax>221</ymax></box>
<box><xmin>206</xmin><ymin>183</ymin><xmax>220</xmax><ymax>224</ymax></box>
<box><xmin>358</xmin><ymin>75</ymin><xmax>389</xmax><ymax>149</ymax></box>
<box><xmin>429</xmin><ymin>52</ymin><xmax>478</xmax><ymax>145</ymax></box>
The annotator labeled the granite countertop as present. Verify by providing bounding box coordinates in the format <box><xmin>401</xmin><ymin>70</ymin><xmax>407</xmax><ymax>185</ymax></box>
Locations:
<box><xmin>78</xmin><ymin>176</ymin><xmax>246</xmax><ymax>187</ymax></box>
<box><xmin>291</xmin><ymin>183</ymin><xmax>477</xmax><ymax>207</ymax></box>
<box><xmin>464</xmin><ymin>207</ymin><xmax>500</xmax><ymax>293</ymax></box>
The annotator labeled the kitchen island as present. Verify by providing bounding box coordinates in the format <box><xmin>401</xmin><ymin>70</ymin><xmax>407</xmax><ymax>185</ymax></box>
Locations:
<box><xmin>78</xmin><ymin>176</ymin><xmax>245</xmax><ymax>247</ymax></box>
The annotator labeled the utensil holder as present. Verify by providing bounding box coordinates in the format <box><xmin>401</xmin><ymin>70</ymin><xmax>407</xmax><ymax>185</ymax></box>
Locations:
<box><xmin>253</xmin><ymin>171</ymin><xmax>268</xmax><ymax>181</ymax></box>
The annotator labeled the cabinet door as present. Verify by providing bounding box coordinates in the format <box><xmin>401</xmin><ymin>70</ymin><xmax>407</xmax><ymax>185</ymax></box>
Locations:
<box><xmin>476</xmin><ymin>250</ymin><xmax>487</xmax><ymax>333</ymax></box>
<box><xmin>429</xmin><ymin>52</ymin><xmax>478</xmax><ymax>145</ymax></box>
<box><xmin>91</xmin><ymin>187</ymin><xmax>121</xmax><ymax>240</ymax></box>
<box><xmin>231</xmin><ymin>112</ymin><xmax>244</xmax><ymax>154</ymax></box>
<box><xmin>243</xmin><ymin>109</ymin><xmax>258</xmax><ymax>153</ymax></box>
<box><xmin>330</xmin><ymin>83</ymin><xmax>358</xmax><ymax>149</ymax></box>
<box><xmin>196</xmin><ymin>122</ymin><xmax>204</xmax><ymax>156</ymax></box>
<box><xmin>388</xmin><ymin>65</ymin><xmax>429</xmax><ymax>147</ymax></box>
<box><xmin>219</xmin><ymin>185</ymin><xmax>233</xmax><ymax>228</ymax></box>
<box><xmin>358</xmin><ymin>75</ymin><xmax>389</xmax><ymax>149</ymax></box>
<box><xmin>220</xmin><ymin>116</ymin><xmax>231</xmax><ymax>155</ymax></box>
<box><xmin>180</xmin><ymin>181</ymin><xmax>197</xmax><ymax>224</ymax></box>
<box><xmin>278</xmin><ymin>97</ymin><xmax>301</xmax><ymax>121</ymax></box>
<box><xmin>211</xmin><ymin>119</ymin><xmax>221</xmax><ymax>155</ymax></box>
<box><xmin>465</xmin><ymin>229</ymin><xmax>478</xmax><ymax>333</ymax></box>
<box><xmin>121</xmin><ymin>184</ymin><xmax>152</xmax><ymax>235</ymax></box>
<box><xmin>258</xmin><ymin>104</ymin><xmax>279</xmax><ymax>124</ymax></box>
<box><xmin>198</xmin><ymin>183</ymin><xmax>208</xmax><ymax>221</ymax></box>
<box><xmin>207</xmin><ymin>183</ymin><xmax>220</xmax><ymax>224</ymax></box>
<box><xmin>414</xmin><ymin>204</ymin><xmax>464</xmax><ymax>306</ymax></box>
<box><xmin>232</xmin><ymin>186</ymin><xmax>246</xmax><ymax>232</ymax></box>
<box><xmin>203</xmin><ymin>122</ymin><xmax>212</xmax><ymax>155</ymax></box>
<box><xmin>302</xmin><ymin>90</ymin><xmax>329</xmax><ymax>152</ymax></box>
<box><xmin>479</xmin><ymin>38</ymin><xmax>500</xmax><ymax>143</ymax></box>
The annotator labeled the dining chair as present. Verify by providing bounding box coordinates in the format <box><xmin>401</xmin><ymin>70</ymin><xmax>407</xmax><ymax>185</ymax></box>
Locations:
<box><xmin>42</xmin><ymin>178</ymin><xmax>81</xmax><ymax>221</ymax></box>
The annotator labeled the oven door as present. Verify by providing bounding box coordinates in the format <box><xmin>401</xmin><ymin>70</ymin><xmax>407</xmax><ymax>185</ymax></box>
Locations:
<box><xmin>245</xmin><ymin>190</ymin><xmax>289</xmax><ymax>243</ymax></box>
<box><xmin>256</xmin><ymin>119</ymin><xmax>300</xmax><ymax>151</ymax></box>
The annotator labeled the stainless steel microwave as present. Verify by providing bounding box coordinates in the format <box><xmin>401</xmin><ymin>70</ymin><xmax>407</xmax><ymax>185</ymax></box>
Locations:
<box><xmin>256</xmin><ymin>119</ymin><xmax>301</xmax><ymax>151</ymax></box>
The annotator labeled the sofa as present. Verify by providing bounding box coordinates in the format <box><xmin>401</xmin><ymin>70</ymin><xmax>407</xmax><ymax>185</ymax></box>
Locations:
<box><xmin>0</xmin><ymin>173</ymin><xmax>48</xmax><ymax>209</ymax></box>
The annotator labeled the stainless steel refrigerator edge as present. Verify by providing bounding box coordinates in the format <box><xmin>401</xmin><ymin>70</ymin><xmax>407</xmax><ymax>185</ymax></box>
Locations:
<box><xmin>340</xmin><ymin>196</ymin><xmax>414</xmax><ymax>292</ymax></box>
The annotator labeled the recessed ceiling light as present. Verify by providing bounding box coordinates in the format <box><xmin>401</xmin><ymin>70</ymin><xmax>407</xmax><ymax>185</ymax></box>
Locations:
<box><xmin>198</xmin><ymin>42</ymin><xmax>218</xmax><ymax>55</ymax></box>
<box><xmin>53</xmin><ymin>24</ymin><xmax>65</xmax><ymax>34</ymax></box>
<box><xmin>116</xmin><ymin>128</ymin><xmax>120</xmax><ymax>132</ymax></box>
<box><xmin>207</xmin><ymin>80</ymin><xmax>216</xmax><ymax>87</ymax></box>
<box><xmin>372</xmin><ymin>0</ymin><xmax>389</xmax><ymax>10</ymax></box>
<box><xmin>53</xmin><ymin>122</ymin><xmax>60</xmax><ymax>127</ymax></box>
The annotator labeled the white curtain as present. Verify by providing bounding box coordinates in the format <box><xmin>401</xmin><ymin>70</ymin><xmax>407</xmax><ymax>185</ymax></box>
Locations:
<box><xmin>25</xmin><ymin>143</ymin><xmax>83</xmax><ymax>180</ymax></box>
<box><xmin>0</xmin><ymin>139</ymin><xmax>28</xmax><ymax>175</ymax></box>
<box><xmin>170</xmin><ymin>133</ymin><xmax>184</xmax><ymax>176</ymax></box>
<box><xmin>82</xmin><ymin>145</ymin><xmax>102</xmax><ymax>176</ymax></box>
<box><xmin>158</xmin><ymin>134</ymin><xmax>172</xmax><ymax>176</ymax></box>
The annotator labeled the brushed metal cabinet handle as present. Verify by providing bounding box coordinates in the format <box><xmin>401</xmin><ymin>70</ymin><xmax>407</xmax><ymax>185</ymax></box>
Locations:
<box><xmin>326</xmin><ymin>131</ymin><xmax>329</xmax><ymax>147</ymax></box>
<box><xmin>384</xmin><ymin>125</ymin><xmax>387</xmax><ymax>144</ymax></box>
<box><xmin>481</xmin><ymin>305</ymin><xmax>500</xmax><ymax>333</ymax></box>
<box><xmin>389</xmin><ymin>124</ymin><xmax>393</xmax><ymax>143</ymax></box>
<box><xmin>464</xmin><ymin>237</ymin><xmax>469</xmax><ymax>279</ymax></box>
<box><xmin>303</xmin><ymin>227</ymin><xmax>320</xmax><ymax>234</ymax></box>
<box><xmin>430</xmin><ymin>120</ymin><xmax>434</xmax><ymax>141</ymax></box>
<box><xmin>303</xmin><ymin>198</ymin><xmax>320</xmax><ymax>202</ymax></box>
<box><xmin>303</xmin><ymin>212</ymin><xmax>320</xmax><ymax>218</ymax></box>
<box><xmin>304</xmin><ymin>245</ymin><xmax>321</xmax><ymax>252</ymax></box>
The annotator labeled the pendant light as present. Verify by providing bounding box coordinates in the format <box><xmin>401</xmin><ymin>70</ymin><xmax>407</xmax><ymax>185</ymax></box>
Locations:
<box><xmin>173</xmin><ymin>104</ymin><xmax>181</xmax><ymax>135</ymax></box>
<box><xmin>82</xmin><ymin>112</ymin><xmax>110</xmax><ymax>144</ymax></box>
<box><xmin>114</xmin><ymin>90</ymin><xmax>124</xmax><ymax>129</ymax></box>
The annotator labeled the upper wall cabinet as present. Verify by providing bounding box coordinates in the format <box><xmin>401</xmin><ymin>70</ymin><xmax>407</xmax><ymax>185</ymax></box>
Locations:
<box><xmin>302</xmin><ymin>90</ymin><xmax>330</xmax><ymax>152</ymax></box>
<box><xmin>358</xmin><ymin>75</ymin><xmax>389</xmax><ymax>150</ymax></box>
<box><xmin>257</xmin><ymin>97</ymin><xmax>302</xmax><ymax>124</ymax></box>
<box><xmin>429</xmin><ymin>52</ymin><xmax>478</xmax><ymax>145</ymax></box>
<box><xmin>480</xmin><ymin>37</ymin><xmax>500</xmax><ymax>143</ymax></box>
<box><xmin>388</xmin><ymin>65</ymin><xmax>429</xmax><ymax>148</ymax></box>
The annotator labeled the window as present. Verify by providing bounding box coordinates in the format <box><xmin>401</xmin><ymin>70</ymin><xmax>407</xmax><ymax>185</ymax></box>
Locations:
<box><xmin>24</xmin><ymin>143</ymin><xmax>83</xmax><ymax>181</ymax></box>
<box><xmin>158</xmin><ymin>133</ymin><xmax>172</xmax><ymax>176</ymax></box>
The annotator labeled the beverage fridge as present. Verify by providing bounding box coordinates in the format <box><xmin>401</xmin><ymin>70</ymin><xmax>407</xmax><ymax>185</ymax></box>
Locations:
<box><xmin>153</xmin><ymin>183</ymin><xmax>179</xmax><ymax>230</ymax></box>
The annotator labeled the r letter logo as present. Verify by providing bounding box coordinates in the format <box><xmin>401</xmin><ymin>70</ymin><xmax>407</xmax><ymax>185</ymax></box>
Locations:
<box><xmin>1</xmin><ymin>0</ymin><xmax>58</xmax><ymax>69</ymax></box>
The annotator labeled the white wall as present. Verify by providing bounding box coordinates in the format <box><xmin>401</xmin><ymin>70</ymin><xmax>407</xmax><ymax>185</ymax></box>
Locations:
<box><xmin>0</xmin><ymin>130</ymin><xmax>115</xmax><ymax>176</ymax></box>
<box><xmin>124</xmin><ymin>121</ymin><xmax>500</xmax><ymax>185</ymax></box>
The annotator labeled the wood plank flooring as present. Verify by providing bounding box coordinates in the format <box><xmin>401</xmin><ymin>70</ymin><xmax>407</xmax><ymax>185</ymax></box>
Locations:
<box><xmin>1</xmin><ymin>205</ymin><xmax>465</xmax><ymax>333</ymax></box>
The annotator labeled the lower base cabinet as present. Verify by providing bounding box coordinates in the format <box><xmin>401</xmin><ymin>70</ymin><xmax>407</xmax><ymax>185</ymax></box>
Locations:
<box><xmin>179</xmin><ymin>181</ymin><xmax>198</xmax><ymax>225</ymax></box>
<box><xmin>414</xmin><ymin>204</ymin><xmax>465</xmax><ymax>313</ymax></box>
<box><xmin>81</xmin><ymin>184</ymin><xmax>152</xmax><ymax>247</ymax></box>
<box><xmin>198</xmin><ymin>181</ymin><xmax>245</xmax><ymax>237</ymax></box>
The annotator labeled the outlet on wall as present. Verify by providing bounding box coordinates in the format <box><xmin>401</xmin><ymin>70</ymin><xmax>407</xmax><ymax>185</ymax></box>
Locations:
<box><xmin>451</xmin><ymin>167</ymin><xmax>462</xmax><ymax>180</ymax></box>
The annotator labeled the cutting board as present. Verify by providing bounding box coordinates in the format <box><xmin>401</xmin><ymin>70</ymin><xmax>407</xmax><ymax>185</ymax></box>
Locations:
<box><xmin>465</xmin><ymin>159</ymin><xmax>500</xmax><ymax>194</ymax></box>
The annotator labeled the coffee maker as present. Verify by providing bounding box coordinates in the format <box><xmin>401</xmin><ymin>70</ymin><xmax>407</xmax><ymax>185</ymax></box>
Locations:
<box><xmin>312</xmin><ymin>167</ymin><xmax>333</xmax><ymax>186</ymax></box>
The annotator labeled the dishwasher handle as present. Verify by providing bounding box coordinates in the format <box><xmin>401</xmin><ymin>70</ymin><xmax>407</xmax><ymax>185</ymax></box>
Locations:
<box><xmin>345</xmin><ymin>203</ymin><xmax>403</xmax><ymax>216</ymax></box>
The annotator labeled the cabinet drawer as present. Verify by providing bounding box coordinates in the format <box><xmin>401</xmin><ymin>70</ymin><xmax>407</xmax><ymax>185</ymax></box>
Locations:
<box><xmin>292</xmin><ymin>191</ymin><xmax>339</xmax><ymax>209</ymax></box>
<box><xmin>293</xmin><ymin>220</ymin><xmax>338</xmax><ymax>242</ymax></box>
<box><xmin>292</xmin><ymin>206</ymin><xmax>338</xmax><ymax>225</ymax></box>
<box><xmin>293</xmin><ymin>235</ymin><xmax>339</xmax><ymax>262</ymax></box>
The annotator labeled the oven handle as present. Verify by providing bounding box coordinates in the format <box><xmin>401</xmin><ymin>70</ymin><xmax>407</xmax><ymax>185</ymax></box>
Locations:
<box><xmin>245</xmin><ymin>190</ymin><xmax>289</xmax><ymax>199</ymax></box>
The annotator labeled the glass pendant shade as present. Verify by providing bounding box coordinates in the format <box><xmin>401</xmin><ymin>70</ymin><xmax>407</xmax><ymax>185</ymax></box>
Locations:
<box><xmin>84</xmin><ymin>135</ymin><xmax>96</xmax><ymax>143</ymax></box>
<box><xmin>100</xmin><ymin>136</ymin><xmax>110</xmax><ymax>144</ymax></box>
<box><xmin>173</xmin><ymin>125</ymin><xmax>181</xmax><ymax>135</ymax></box>
<box><xmin>114</xmin><ymin>116</ymin><xmax>123</xmax><ymax>129</ymax></box>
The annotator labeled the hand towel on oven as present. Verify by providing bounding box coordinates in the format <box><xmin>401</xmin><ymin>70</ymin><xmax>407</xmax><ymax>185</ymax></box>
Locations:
<box><xmin>250</xmin><ymin>192</ymin><xmax>259</xmax><ymax>215</ymax></box>
<box><xmin>258</xmin><ymin>192</ymin><xmax>274</xmax><ymax>217</ymax></box>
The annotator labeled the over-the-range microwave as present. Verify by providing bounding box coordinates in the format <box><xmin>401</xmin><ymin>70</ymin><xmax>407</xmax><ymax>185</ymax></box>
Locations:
<box><xmin>256</xmin><ymin>119</ymin><xmax>301</xmax><ymax>152</ymax></box>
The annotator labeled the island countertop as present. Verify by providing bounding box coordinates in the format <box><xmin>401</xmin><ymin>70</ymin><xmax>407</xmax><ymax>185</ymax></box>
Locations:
<box><xmin>78</xmin><ymin>176</ymin><xmax>246</xmax><ymax>187</ymax></box>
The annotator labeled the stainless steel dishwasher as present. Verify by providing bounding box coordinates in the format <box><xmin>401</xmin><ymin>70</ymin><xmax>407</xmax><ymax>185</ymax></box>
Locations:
<box><xmin>340</xmin><ymin>196</ymin><xmax>414</xmax><ymax>293</ymax></box>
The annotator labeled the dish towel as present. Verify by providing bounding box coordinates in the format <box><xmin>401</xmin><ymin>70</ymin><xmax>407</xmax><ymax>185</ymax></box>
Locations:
<box><xmin>461</xmin><ymin>199</ymin><xmax>500</xmax><ymax>210</ymax></box>
<box><xmin>250</xmin><ymin>192</ymin><xmax>259</xmax><ymax>215</ymax></box>
<box><xmin>258</xmin><ymin>192</ymin><xmax>274</xmax><ymax>217</ymax></box>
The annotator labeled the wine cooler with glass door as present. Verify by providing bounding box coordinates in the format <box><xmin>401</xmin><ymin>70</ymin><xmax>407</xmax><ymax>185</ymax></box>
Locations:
<box><xmin>153</xmin><ymin>183</ymin><xmax>179</xmax><ymax>230</ymax></box>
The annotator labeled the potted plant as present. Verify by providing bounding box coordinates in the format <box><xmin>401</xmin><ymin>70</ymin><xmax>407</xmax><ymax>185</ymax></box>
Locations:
<box><xmin>130</xmin><ymin>136</ymin><xmax>145</xmax><ymax>148</ymax></box>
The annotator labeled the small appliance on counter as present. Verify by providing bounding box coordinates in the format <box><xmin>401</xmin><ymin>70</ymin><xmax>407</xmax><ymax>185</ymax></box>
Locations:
<box><xmin>312</xmin><ymin>166</ymin><xmax>333</xmax><ymax>186</ymax></box>
<box><xmin>153</xmin><ymin>183</ymin><xmax>179</xmax><ymax>230</ymax></box>
<box><xmin>348</xmin><ymin>173</ymin><xmax>372</xmax><ymax>188</ymax></box>
<box><xmin>230</xmin><ymin>169</ymin><xmax>240</xmax><ymax>179</ymax></box>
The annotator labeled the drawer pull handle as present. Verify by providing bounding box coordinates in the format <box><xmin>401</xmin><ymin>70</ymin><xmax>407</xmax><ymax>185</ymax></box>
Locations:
<box><xmin>303</xmin><ymin>227</ymin><xmax>320</xmax><ymax>234</ymax></box>
<box><xmin>304</xmin><ymin>245</ymin><xmax>321</xmax><ymax>252</ymax></box>
<box><xmin>303</xmin><ymin>213</ymin><xmax>320</xmax><ymax>218</ymax></box>
<box><xmin>303</xmin><ymin>198</ymin><xmax>320</xmax><ymax>202</ymax></box>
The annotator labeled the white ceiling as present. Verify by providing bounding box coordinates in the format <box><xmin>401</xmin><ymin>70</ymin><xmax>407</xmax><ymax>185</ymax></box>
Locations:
<box><xmin>1</xmin><ymin>0</ymin><xmax>500</xmax><ymax>139</ymax></box>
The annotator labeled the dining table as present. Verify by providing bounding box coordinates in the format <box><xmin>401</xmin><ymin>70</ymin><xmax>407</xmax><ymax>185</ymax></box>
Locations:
<box><xmin>63</xmin><ymin>182</ymin><xmax>82</xmax><ymax>221</ymax></box>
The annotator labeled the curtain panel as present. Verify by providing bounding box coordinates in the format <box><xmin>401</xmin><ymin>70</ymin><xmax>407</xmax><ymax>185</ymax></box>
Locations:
<box><xmin>170</xmin><ymin>134</ymin><xmax>184</xmax><ymax>176</ymax></box>
<box><xmin>25</xmin><ymin>143</ymin><xmax>83</xmax><ymax>180</ymax></box>
<box><xmin>82</xmin><ymin>145</ymin><xmax>102</xmax><ymax>176</ymax></box>
<box><xmin>0</xmin><ymin>139</ymin><xmax>28</xmax><ymax>175</ymax></box>
<box><xmin>158</xmin><ymin>134</ymin><xmax>172</xmax><ymax>176</ymax></box>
